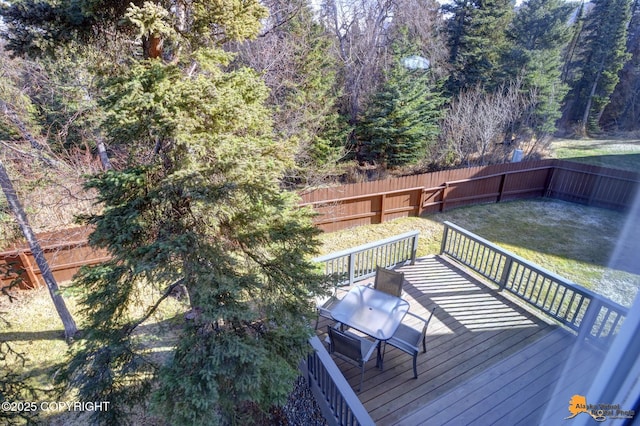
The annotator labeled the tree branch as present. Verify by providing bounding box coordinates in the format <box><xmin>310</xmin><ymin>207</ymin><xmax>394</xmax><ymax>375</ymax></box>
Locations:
<box><xmin>122</xmin><ymin>278</ymin><xmax>185</xmax><ymax>336</ymax></box>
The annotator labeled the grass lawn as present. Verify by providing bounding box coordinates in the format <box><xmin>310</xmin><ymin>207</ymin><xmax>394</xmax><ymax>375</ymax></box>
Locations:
<box><xmin>0</xmin><ymin>285</ymin><xmax>185</xmax><ymax>425</ymax></box>
<box><xmin>550</xmin><ymin>137</ymin><xmax>640</xmax><ymax>172</ymax></box>
<box><xmin>2</xmin><ymin>199</ymin><xmax>637</xmax><ymax>424</ymax></box>
<box><xmin>319</xmin><ymin>198</ymin><xmax>639</xmax><ymax>306</ymax></box>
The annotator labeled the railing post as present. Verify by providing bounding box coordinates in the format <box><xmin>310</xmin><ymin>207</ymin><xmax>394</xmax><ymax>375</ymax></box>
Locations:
<box><xmin>498</xmin><ymin>257</ymin><xmax>513</xmax><ymax>290</ymax></box>
<box><xmin>578</xmin><ymin>298</ymin><xmax>601</xmax><ymax>343</ymax></box>
<box><xmin>440</xmin><ymin>222</ymin><xmax>450</xmax><ymax>255</ymax></box>
<box><xmin>410</xmin><ymin>234</ymin><xmax>419</xmax><ymax>265</ymax></box>
<box><xmin>348</xmin><ymin>253</ymin><xmax>356</xmax><ymax>286</ymax></box>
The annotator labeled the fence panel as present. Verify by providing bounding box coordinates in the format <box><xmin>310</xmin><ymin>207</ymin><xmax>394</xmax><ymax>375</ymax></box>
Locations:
<box><xmin>5</xmin><ymin>160</ymin><xmax>639</xmax><ymax>288</ymax></box>
<box><xmin>0</xmin><ymin>226</ymin><xmax>109</xmax><ymax>289</ymax></box>
<box><xmin>301</xmin><ymin>160</ymin><xmax>638</xmax><ymax>232</ymax></box>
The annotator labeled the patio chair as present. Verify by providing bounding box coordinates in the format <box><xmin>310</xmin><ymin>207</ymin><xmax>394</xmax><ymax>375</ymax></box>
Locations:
<box><xmin>383</xmin><ymin>308</ymin><xmax>435</xmax><ymax>379</ymax></box>
<box><xmin>315</xmin><ymin>285</ymin><xmax>347</xmax><ymax>330</ymax></box>
<box><xmin>373</xmin><ymin>266</ymin><xmax>404</xmax><ymax>297</ymax></box>
<box><xmin>327</xmin><ymin>325</ymin><xmax>380</xmax><ymax>392</ymax></box>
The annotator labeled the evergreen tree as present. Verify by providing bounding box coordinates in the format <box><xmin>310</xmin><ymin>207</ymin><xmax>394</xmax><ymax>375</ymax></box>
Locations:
<box><xmin>562</xmin><ymin>0</ymin><xmax>632</xmax><ymax>134</ymax></box>
<box><xmin>4</xmin><ymin>1</ymin><xmax>329</xmax><ymax>424</ymax></box>
<box><xmin>502</xmin><ymin>0</ymin><xmax>573</xmax><ymax>137</ymax></box>
<box><xmin>600</xmin><ymin>0</ymin><xmax>640</xmax><ymax>131</ymax></box>
<box><xmin>236</xmin><ymin>0</ymin><xmax>348</xmax><ymax>186</ymax></box>
<box><xmin>444</xmin><ymin>0</ymin><xmax>515</xmax><ymax>94</ymax></box>
<box><xmin>358</xmin><ymin>33</ymin><xmax>445</xmax><ymax>169</ymax></box>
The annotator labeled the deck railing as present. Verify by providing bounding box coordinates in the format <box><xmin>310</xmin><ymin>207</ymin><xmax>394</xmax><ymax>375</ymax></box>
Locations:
<box><xmin>440</xmin><ymin>221</ymin><xmax>628</xmax><ymax>350</ymax></box>
<box><xmin>312</xmin><ymin>231</ymin><xmax>419</xmax><ymax>286</ymax></box>
<box><xmin>303</xmin><ymin>336</ymin><xmax>374</xmax><ymax>426</ymax></box>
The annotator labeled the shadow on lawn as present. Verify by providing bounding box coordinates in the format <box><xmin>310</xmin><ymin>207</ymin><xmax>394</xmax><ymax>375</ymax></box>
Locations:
<box><xmin>0</xmin><ymin>316</ymin><xmax>182</xmax><ymax>344</ymax></box>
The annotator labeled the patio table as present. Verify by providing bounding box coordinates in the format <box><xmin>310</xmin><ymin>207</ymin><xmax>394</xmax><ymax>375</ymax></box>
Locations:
<box><xmin>331</xmin><ymin>285</ymin><xmax>410</xmax><ymax>341</ymax></box>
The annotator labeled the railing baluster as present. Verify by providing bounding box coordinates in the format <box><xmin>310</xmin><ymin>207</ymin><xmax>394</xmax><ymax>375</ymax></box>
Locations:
<box><xmin>313</xmin><ymin>231</ymin><xmax>420</xmax><ymax>285</ymax></box>
<box><xmin>440</xmin><ymin>221</ymin><xmax>628</xmax><ymax>350</ymax></box>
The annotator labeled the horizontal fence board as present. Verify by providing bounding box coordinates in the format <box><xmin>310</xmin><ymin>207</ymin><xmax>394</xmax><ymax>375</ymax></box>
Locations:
<box><xmin>302</xmin><ymin>160</ymin><xmax>639</xmax><ymax>231</ymax></box>
<box><xmin>4</xmin><ymin>160</ymin><xmax>639</xmax><ymax>288</ymax></box>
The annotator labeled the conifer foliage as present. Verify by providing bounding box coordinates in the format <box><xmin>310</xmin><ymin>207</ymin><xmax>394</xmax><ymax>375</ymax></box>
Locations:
<box><xmin>562</xmin><ymin>0</ymin><xmax>632</xmax><ymax>134</ymax></box>
<box><xmin>503</xmin><ymin>0</ymin><xmax>573</xmax><ymax>137</ymax></box>
<box><xmin>444</xmin><ymin>0</ymin><xmax>514</xmax><ymax>94</ymax></box>
<box><xmin>2</xmin><ymin>1</ymin><xmax>328</xmax><ymax>424</ymax></box>
<box><xmin>358</xmin><ymin>33</ymin><xmax>445</xmax><ymax>168</ymax></box>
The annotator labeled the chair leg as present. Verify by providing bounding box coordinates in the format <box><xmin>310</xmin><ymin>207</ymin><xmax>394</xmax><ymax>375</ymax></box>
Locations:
<box><xmin>412</xmin><ymin>354</ymin><xmax>418</xmax><ymax>379</ymax></box>
<box><xmin>359</xmin><ymin>365</ymin><xmax>365</xmax><ymax>392</ymax></box>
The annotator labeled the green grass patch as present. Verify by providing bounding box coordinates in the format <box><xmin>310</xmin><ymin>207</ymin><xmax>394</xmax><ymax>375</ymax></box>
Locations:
<box><xmin>319</xmin><ymin>198</ymin><xmax>638</xmax><ymax>306</ymax></box>
<box><xmin>0</xmin><ymin>285</ymin><xmax>186</xmax><ymax>425</ymax></box>
<box><xmin>551</xmin><ymin>137</ymin><xmax>640</xmax><ymax>172</ymax></box>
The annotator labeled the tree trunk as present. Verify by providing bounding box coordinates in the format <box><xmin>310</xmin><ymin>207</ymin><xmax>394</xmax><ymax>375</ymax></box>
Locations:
<box><xmin>0</xmin><ymin>159</ymin><xmax>78</xmax><ymax>342</ymax></box>
<box><xmin>580</xmin><ymin>66</ymin><xmax>603</xmax><ymax>135</ymax></box>
<box><xmin>95</xmin><ymin>135</ymin><xmax>112</xmax><ymax>171</ymax></box>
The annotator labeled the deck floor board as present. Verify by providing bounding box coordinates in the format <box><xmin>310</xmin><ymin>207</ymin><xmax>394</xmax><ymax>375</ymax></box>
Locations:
<box><xmin>315</xmin><ymin>255</ymin><xmax>606</xmax><ymax>425</ymax></box>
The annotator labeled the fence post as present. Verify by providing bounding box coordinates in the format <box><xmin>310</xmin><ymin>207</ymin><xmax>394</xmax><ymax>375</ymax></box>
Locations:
<box><xmin>544</xmin><ymin>166</ymin><xmax>556</xmax><ymax>198</ymax></box>
<box><xmin>380</xmin><ymin>193</ymin><xmax>386</xmax><ymax>224</ymax></box>
<box><xmin>18</xmin><ymin>251</ymin><xmax>39</xmax><ymax>288</ymax></box>
<box><xmin>441</xmin><ymin>183</ymin><xmax>449</xmax><ymax>212</ymax></box>
<box><xmin>588</xmin><ymin>175</ymin><xmax>603</xmax><ymax>206</ymax></box>
<box><xmin>417</xmin><ymin>188</ymin><xmax>425</xmax><ymax>216</ymax></box>
<box><xmin>497</xmin><ymin>173</ymin><xmax>507</xmax><ymax>203</ymax></box>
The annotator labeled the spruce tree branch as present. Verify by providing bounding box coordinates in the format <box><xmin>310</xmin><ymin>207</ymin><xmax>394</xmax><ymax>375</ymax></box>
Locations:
<box><xmin>258</xmin><ymin>5</ymin><xmax>302</xmax><ymax>38</ymax></box>
<box><xmin>0</xmin><ymin>99</ymin><xmax>64</xmax><ymax>169</ymax></box>
<box><xmin>122</xmin><ymin>278</ymin><xmax>185</xmax><ymax>336</ymax></box>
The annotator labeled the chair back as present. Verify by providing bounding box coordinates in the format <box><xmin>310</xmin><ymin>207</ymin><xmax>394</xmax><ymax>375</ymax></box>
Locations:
<box><xmin>374</xmin><ymin>267</ymin><xmax>404</xmax><ymax>297</ymax></box>
<box><xmin>328</xmin><ymin>327</ymin><xmax>363</xmax><ymax>363</ymax></box>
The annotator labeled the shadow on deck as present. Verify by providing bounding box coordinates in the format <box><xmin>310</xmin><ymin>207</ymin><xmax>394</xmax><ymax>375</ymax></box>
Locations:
<box><xmin>316</xmin><ymin>255</ymin><xmax>605</xmax><ymax>425</ymax></box>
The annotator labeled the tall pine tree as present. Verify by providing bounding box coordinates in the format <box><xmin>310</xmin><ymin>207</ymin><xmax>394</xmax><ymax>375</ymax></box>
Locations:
<box><xmin>4</xmin><ymin>1</ymin><xmax>330</xmax><ymax>424</ymax></box>
<box><xmin>236</xmin><ymin>0</ymin><xmax>348</xmax><ymax>186</ymax></box>
<box><xmin>502</xmin><ymin>0</ymin><xmax>574</xmax><ymax>137</ymax></box>
<box><xmin>600</xmin><ymin>0</ymin><xmax>640</xmax><ymax>131</ymax></box>
<box><xmin>562</xmin><ymin>0</ymin><xmax>632</xmax><ymax>134</ymax></box>
<box><xmin>358</xmin><ymin>31</ymin><xmax>445</xmax><ymax>169</ymax></box>
<box><xmin>444</xmin><ymin>0</ymin><xmax>515</xmax><ymax>94</ymax></box>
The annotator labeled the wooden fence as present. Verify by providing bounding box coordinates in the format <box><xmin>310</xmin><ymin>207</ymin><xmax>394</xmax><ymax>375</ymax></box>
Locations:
<box><xmin>0</xmin><ymin>226</ymin><xmax>109</xmax><ymax>289</ymax></box>
<box><xmin>300</xmin><ymin>159</ymin><xmax>640</xmax><ymax>232</ymax></box>
<box><xmin>3</xmin><ymin>159</ymin><xmax>638</xmax><ymax>289</ymax></box>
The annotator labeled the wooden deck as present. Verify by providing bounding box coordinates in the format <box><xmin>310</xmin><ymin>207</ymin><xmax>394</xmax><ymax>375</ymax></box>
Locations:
<box><xmin>315</xmin><ymin>255</ymin><xmax>605</xmax><ymax>425</ymax></box>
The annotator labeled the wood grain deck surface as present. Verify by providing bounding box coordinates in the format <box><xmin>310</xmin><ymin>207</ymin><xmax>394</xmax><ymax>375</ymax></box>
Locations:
<box><xmin>316</xmin><ymin>255</ymin><xmax>605</xmax><ymax>425</ymax></box>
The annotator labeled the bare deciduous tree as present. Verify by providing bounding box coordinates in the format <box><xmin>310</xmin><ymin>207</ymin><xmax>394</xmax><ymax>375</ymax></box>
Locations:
<box><xmin>440</xmin><ymin>81</ymin><xmax>535</xmax><ymax>166</ymax></box>
<box><xmin>320</xmin><ymin>0</ymin><xmax>395</xmax><ymax>123</ymax></box>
